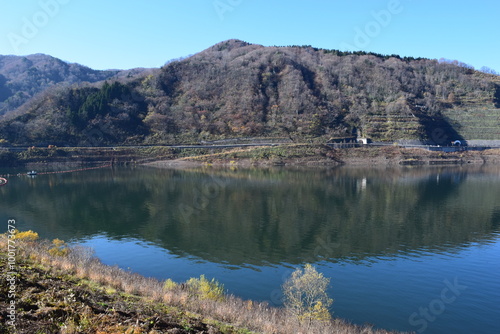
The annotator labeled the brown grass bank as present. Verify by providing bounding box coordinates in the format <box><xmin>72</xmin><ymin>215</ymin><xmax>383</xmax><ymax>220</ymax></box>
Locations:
<box><xmin>0</xmin><ymin>233</ymin><xmax>407</xmax><ymax>334</ymax></box>
<box><xmin>145</xmin><ymin>144</ymin><xmax>500</xmax><ymax>169</ymax></box>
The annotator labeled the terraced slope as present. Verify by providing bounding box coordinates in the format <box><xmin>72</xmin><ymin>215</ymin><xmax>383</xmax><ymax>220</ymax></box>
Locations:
<box><xmin>362</xmin><ymin>113</ymin><xmax>423</xmax><ymax>141</ymax></box>
<box><xmin>443</xmin><ymin>104</ymin><xmax>500</xmax><ymax>140</ymax></box>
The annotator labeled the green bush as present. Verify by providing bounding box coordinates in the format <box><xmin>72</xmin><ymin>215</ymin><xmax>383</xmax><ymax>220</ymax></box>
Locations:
<box><xmin>186</xmin><ymin>275</ymin><xmax>225</xmax><ymax>301</ymax></box>
<box><xmin>163</xmin><ymin>278</ymin><xmax>178</xmax><ymax>290</ymax></box>
<box><xmin>15</xmin><ymin>230</ymin><xmax>40</xmax><ymax>241</ymax></box>
<box><xmin>48</xmin><ymin>238</ymin><xmax>70</xmax><ymax>257</ymax></box>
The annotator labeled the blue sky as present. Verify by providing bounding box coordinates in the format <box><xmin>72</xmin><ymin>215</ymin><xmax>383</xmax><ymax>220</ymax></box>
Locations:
<box><xmin>1</xmin><ymin>0</ymin><xmax>499</xmax><ymax>72</ymax></box>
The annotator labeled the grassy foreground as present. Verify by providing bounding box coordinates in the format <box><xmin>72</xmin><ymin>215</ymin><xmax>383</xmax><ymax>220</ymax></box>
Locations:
<box><xmin>0</xmin><ymin>233</ymin><xmax>405</xmax><ymax>334</ymax></box>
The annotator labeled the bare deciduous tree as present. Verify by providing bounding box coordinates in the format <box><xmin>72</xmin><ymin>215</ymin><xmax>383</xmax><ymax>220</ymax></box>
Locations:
<box><xmin>282</xmin><ymin>263</ymin><xmax>333</xmax><ymax>324</ymax></box>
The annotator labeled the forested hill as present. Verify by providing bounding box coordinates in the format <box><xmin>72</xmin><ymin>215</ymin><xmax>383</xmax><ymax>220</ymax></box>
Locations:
<box><xmin>0</xmin><ymin>54</ymin><xmax>152</xmax><ymax>116</ymax></box>
<box><xmin>1</xmin><ymin>39</ymin><xmax>499</xmax><ymax>146</ymax></box>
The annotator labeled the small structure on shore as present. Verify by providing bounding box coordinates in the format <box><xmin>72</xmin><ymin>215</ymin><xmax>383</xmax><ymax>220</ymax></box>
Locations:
<box><xmin>357</xmin><ymin>138</ymin><xmax>372</xmax><ymax>145</ymax></box>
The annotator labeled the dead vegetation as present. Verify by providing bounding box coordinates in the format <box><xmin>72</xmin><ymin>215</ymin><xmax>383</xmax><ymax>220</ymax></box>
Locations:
<box><xmin>0</xmin><ymin>232</ymin><xmax>407</xmax><ymax>334</ymax></box>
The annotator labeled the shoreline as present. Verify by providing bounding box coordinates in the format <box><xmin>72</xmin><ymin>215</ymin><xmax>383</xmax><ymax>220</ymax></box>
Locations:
<box><xmin>0</xmin><ymin>234</ymin><xmax>403</xmax><ymax>334</ymax></box>
<box><xmin>144</xmin><ymin>145</ymin><xmax>500</xmax><ymax>169</ymax></box>
<box><xmin>2</xmin><ymin>145</ymin><xmax>500</xmax><ymax>170</ymax></box>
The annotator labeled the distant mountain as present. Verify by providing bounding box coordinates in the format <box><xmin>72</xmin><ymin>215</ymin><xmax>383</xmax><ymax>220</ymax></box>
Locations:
<box><xmin>0</xmin><ymin>54</ymin><xmax>153</xmax><ymax>116</ymax></box>
<box><xmin>0</xmin><ymin>40</ymin><xmax>499</xmax><ymax>146</ymax></box>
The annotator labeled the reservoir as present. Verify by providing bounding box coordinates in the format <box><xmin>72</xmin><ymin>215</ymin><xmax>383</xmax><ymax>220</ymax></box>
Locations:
<box><xmin>1</xmin><ymin>165</ymin><xmax>499</xmax><ymax>333</ymax></box>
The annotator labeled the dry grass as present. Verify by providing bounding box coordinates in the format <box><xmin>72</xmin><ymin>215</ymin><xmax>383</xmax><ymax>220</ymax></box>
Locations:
<box><xmin>0</xmin><ymin>234</ymin><xmax>406</xmax><ymax>334</ymax></box>
<box><xmin>483</xmin><ymin>148</ymin><xmax>500</xmax><ymax>155</ymax></box>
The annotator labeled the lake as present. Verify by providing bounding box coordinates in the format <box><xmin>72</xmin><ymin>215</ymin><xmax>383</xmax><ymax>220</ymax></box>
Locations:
<box><xmin>1</xmin><ymin>165</ymin><xmax>499</xmax><ymax>333</ymax></box>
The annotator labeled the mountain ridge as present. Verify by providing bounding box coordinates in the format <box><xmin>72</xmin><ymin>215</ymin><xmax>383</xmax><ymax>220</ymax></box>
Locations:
<box><xmin>0</xmin><ymin>40</ymin><xmax>499</xmax><ymax>146</ymax></box>
<box><xmin>0</xmin><ymin>53</ymin><xmax>154</xmax><ymax>117</ymax></box>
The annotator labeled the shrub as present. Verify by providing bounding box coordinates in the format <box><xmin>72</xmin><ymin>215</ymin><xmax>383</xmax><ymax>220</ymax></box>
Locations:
<box><xmin>186</xmin><ymin>275</ymin><xmax>225</xmax><ymax>301</ymax></box>
<box><xmin>163</xmin><ymin>278</ymin><xmax>178</xmax><ymax>290</ymax></box>
<box><xmin>282</xmin><ymin>264</ymin><xmax>333</xmax><ymax>323</ymax></box>
<box><xmin>15</xmin><ymin>230</ymin><xmax>39</xmax><ymax>241</ymax></box>
<box><xmin>48</xmin><ymin>238</ymin><xmax>70</xmax><ymax>256</ymax></box>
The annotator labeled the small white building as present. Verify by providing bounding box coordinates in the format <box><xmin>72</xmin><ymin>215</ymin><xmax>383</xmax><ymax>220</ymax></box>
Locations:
<box><xmin>357</xmin><ymin>138</ymin><xmax>371</xmax><ymax>145</ymax></box>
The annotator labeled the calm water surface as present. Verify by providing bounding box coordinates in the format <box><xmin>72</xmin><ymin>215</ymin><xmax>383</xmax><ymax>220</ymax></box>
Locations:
<box><xmin>1</xmin><ymin>165</ymin><xmax>499</xmax><ymax>333</ymax></box>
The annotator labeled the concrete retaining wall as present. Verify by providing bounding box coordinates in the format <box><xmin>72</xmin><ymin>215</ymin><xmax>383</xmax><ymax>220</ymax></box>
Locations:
<box><xmin>466</xmin><ymin>140</ymin><xmax>500</xmax><ymax>147</ymax></box>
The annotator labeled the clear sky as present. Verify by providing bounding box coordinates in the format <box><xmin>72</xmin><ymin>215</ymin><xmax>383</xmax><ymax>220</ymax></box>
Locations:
<box><xmin>1</xmin><ymin>0</ymin><xmax>498</xmax><ymax>72</ymax></box>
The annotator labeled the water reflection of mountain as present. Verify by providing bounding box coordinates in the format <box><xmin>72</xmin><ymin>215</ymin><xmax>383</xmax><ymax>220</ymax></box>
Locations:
<box><xmin>1</xmin><ymin>166</ymin><xmax>500</xmax><ymax>266</ymax></box>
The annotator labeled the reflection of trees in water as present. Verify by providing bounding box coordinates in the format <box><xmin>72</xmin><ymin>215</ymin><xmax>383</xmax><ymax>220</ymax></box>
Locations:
<box><xmin>2</xmin><ymin>166</ymin><xmax>500</xmax><ymax>266</ymax></box>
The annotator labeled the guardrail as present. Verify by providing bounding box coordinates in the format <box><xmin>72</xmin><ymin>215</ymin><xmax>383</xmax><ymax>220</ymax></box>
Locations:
<box><xmin>326</xmin><ymin>143</ymin><xmax>362</xmax><ymax>148</ymax></box>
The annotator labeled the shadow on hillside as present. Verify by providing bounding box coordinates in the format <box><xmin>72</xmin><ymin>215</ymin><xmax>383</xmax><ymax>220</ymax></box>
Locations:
<box><xmin>494</xmin><ymin>84</ymin><xmax>500</xmax><ymax>108</ymax></box>
<box><xmin>418</xmin><ymin>114</ymin><xmax>466</xmax><ymax>145</ymax></box>
<box><xmin>0</xmin><ymin>74</ymin><xmax>10</xmax><ymax>102</ymax></box>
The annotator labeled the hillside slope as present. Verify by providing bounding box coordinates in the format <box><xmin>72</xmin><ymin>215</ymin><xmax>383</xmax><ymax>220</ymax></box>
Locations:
<box><xmin>0</xmin><ymin>40</ymin><xmax>499</xmax><ymax>146</ymax></box>
<box><xmin>0</xmin><ymin>54</ymin><xmax>153</xmax><ymax>117</ymax></box>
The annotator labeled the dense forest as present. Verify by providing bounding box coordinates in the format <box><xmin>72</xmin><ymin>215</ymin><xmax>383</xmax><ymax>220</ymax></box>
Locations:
<box><xmin>0</xmin><ymin>39</ymin><xmax>499</xmax><ymax>146</ymax></box>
